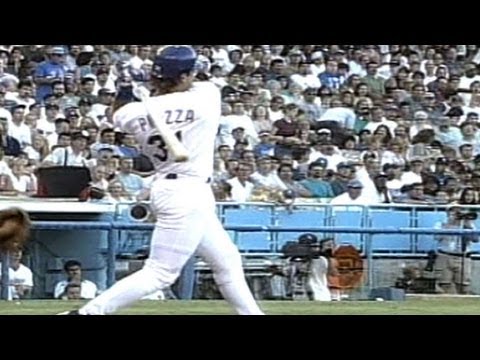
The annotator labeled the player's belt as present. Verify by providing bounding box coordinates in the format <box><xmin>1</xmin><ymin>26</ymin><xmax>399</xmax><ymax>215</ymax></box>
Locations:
<box><xmin>165</xmin><ymin>173</ymin><xmax>211</xmax><ymax>184</ymax></box>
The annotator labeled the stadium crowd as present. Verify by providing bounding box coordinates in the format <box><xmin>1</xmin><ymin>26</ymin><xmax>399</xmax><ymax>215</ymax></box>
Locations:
<box><xmin>1</xmin><ymin>45</ymin><xmax>480</xmax><ymax>206</ymax></box>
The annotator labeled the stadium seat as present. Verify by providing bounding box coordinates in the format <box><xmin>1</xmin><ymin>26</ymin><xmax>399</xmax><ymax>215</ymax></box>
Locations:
<box><xmin>330</xmin><ymin>206</ymin><xmax>365</xmax><ymax>251</ymax></box>
<box><xmin>274</xmin><ymin>208</ymin><xmax>327</xmax><ymax>252</ymax></box>
<box><xmin>223</xmin><ymin>207</ymin><xmax>274</xmax><ymax>252</ymax></box>
<box><xmin>368</xmin><ymin>210</ymin><xmax>412</xmax><ymax>253</ymax></box>
<box><xmin>415</xmin><ymin>211</ymin><xmax>445</xmax><ymax>253</ymax></box>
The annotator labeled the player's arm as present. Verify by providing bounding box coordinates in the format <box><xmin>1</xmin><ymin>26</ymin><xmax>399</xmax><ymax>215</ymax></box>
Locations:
<box><xmin>113</xmin><ymin>102</ymin><xmax>148</xmax><ymax>134</ymax></box>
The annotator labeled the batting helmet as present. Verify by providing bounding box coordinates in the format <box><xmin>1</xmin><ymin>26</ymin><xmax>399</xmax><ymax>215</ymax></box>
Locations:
<box><xmin>152</xmin><ymin>45</ymin><xmax>197</xmax><ymax>79</ymax></box>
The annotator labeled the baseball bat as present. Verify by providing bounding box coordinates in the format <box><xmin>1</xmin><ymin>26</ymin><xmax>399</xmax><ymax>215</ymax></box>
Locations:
<box><xmin>133</xmin><ymin>86</ymin><xmax>190</xmax><ymax>163</ymax></box>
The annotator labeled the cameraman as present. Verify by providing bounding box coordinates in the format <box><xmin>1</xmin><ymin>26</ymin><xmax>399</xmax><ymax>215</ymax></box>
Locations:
<box><xmin>434</xmin><ymin>206</ymin><xmax>479</xmax><ymax>294</ymax></box>
<box><xmin>288</xmin><ymin>233</ymin><xmax>333</xmax><ymax>301</ymax></box>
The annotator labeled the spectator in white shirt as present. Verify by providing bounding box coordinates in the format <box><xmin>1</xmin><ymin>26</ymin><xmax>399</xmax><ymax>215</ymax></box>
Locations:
<box><xmin>7</xmin><ymin>104</ymin><xmax>31</xmax><ymax>148</ymax></box>
<box><xmin>54</xmin><ymin>260</ymin><xmax>98</xmax><ymax>299</ymax></box>
<box><xmin>330</xmin><ymin>179</ymin><xmax>371</xmax><ymax>205</ymax></box>
<box><xmin>290</xmin><ymin>61</ymin><xmax>321</xmax><ymax>91</ymax></box>
<box><xmin>227</xmin><ymin>162</ymin><xmax>255</xmax><ymax>202</ymax></box>
<box><xmin>41</xmin><ymin>131</ymin><xmax>89</xmax><ymax>167</ymax></box>
<box><xmin>128</xmin><ymin>45</ymin><xmax>151</xmax><ymax>70</ymax></box>
<box><xmin>0</xmin><ymin>249</ymin><xmax>33</xmax><ymax>300</ymax></box>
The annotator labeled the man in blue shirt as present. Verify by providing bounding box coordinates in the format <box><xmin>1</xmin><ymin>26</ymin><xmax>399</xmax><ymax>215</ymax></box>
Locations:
<box><xmin>34</xmin><ymin>46</ymin><xmax>66</xmax><ymax>103</ymax></box>
<box><xmin>300</xmin><ymin>160</ymin><xmax>334</xmax><ymax>199</ymax></box>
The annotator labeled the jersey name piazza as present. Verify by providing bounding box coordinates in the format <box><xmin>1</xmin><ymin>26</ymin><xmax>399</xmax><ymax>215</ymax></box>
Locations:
<box><xmin>114</xmin><ymin>82</ymin><xmax>221</xmax><ymax>179</ymax></box>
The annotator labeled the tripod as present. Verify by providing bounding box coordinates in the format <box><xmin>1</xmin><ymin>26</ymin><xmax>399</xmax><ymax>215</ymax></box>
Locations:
<box><xmin>287</xmin><ymin>258</ymin><xmax>310</xmax><ymax>301</ymax></box>
<box><xmin>459</xmin><ymin>218</ymin><xmax>472</xmax><ymax>295</ymax></box>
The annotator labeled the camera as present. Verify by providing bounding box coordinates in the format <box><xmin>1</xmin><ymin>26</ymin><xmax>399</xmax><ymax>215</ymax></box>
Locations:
<box><xmin>280</xmin><ymin>233</ymin><xmax>331</xmax><ymax>260</ymax></box>
<box><xmin>456</xmin><ymin>211</ymin><xmax>478</xmax><ymax>221</ymax></box>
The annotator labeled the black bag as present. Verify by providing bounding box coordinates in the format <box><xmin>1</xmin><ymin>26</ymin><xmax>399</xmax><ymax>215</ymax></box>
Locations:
<box><xmin>36</xmin><ymin>166</ymin><xmax>92</xmax><ymax>198</ymax></box>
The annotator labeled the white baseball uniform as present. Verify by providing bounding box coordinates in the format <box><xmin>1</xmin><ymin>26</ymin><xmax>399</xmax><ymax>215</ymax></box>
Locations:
<box><xmin>79</xmin><ymin>81</ymin><xmax>263</xmax><ymax>315</ymax></box>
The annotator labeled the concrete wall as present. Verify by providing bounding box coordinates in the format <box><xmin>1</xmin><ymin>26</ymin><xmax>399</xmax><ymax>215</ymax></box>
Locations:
<box><xmin>369</xmin><ymin>257</ymin><xmax>480</xmax><ymax>294</ymax></box>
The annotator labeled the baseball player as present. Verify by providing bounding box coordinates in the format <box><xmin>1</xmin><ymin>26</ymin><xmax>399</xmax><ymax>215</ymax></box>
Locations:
<box><xmin>62</xmin><ymin>46</ymin><xmax>264</xmax><ymax>315</ymax></box>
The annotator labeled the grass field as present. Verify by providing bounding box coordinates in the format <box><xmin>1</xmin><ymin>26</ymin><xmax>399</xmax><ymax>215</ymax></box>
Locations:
<box><xmin>2</xmin><ymin>297</ymin><xmax>480</xmax><ymax>315</ymax></box>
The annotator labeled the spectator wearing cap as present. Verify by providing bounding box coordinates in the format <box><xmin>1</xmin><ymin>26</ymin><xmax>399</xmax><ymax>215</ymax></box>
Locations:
<box><xmin>284</xmin><ymin>49</ymin><xmax>304</xmax><ymax>77</ymax></box>
<box><xmin>90</xmin><ymin>128</ymin><xmax>122</xmax><ymax>159</ymax></box>
<box><xmin>7</xmin><ymin>105</ymin><xmax>31</xmax><ymax>148</ymax></box>
<box><xmin>64</xmin><ymin>107</ymin><xmax>82</xmax><ymax>131</ymax></box>
<box><xmin>78</xmin><ymin>96</ymin><xmax>94</xmax><ymax>119</ymax></box>
<box><xmin>329</xmin><ymin>162</ymin><xmax>355</xmax><ymax>196</ymax></box>
<box><xmin>74</xmin><ymin>46</ymin><xmax>96</xmax><ymax>82</ymax></box>
<box><xmin>41</xmin><ymin>131</ymin><xmax>89</xmax><ymax>167</ymax></box>
<box><xmin>308</xmin><ymin>130</ymin><xmax>335</xmax><ymax>156</ymax></box>
<box><xmin>299</xmin><ymin>161</ymin><xmax>334</xmax><ymax>199</ymax></box>
<box><xmin>329</xmin><ymin>179</ymin><xmax>369</xmax><ymax>205</ymax></box>
<box><xmin>309</xmin><ymin>51</ymin><xmax>325</xmax><ymax>77</ymax></box>
<box><xmin>250</xmin><ymin>156</ymin><xmax>284</xmax><ymax>189</ymax></box>
<box><xmin>410</xmin><ymin>110</ymin><xmax>433</xmax><ymax>139</ymax></box>
<box><xmin>254</xmin><ymin>130</ymin><xmax>275</xmax><ymax>158</ymax></box>
<box><xmin>34</xmin><ymin>46</ymin><xmax>66</xmax><ymax>102</ymax></box>
<box><xmin>393</xmin><ymin>182</ymin><xmax>435</xmax><ymax>204</ymax></box>
<box><xmin>312</xmin><ymin>141</ymin><xmax>346</xmax><ymax>171</ymax></box>
<box><xmin>432</xmin><ymin>157</ymin><xmax>452</xmax><ymax>184</ymax></box>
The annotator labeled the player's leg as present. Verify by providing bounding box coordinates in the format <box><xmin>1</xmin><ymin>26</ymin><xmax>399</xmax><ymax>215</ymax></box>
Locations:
<box><xmin>78</xmin><ymin>181</ymin><xmax>207</xmax><ymax>315</ymax></box>
<box><xmin>196</xmin><ymin>212</ymin><xmax>264</xmax><ymax>315</ymax></box>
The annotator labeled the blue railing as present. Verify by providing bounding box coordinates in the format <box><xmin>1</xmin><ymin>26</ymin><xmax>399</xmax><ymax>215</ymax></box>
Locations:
<box><xmin>3</xmin><ymin>202</ymin><xmax>479</xmax><ymax>300</ymax></box>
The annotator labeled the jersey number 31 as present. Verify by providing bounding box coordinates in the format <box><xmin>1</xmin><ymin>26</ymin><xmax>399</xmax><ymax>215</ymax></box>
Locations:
<box><xmin>147</xmin><ymin>131</ymin><xmax>182</xmax><ymax>162</ymax></box>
